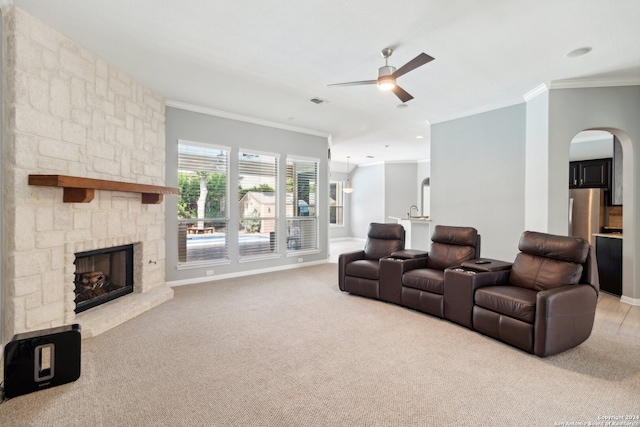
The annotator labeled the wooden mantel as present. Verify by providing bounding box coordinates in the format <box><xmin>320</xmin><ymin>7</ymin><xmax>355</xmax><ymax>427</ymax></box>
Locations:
<box><xmin>28</xmin><ymin>175</ymin><xmax>179</xmax><ymax>204</ymax></box>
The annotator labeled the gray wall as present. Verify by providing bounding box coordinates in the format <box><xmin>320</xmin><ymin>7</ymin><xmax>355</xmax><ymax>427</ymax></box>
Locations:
<box><xmin>385</xmin><ymin>162</ymin><xmax>418</xmax><ymax>221</ymax></box>
<box><xmin>431</xmin><ymin>103</ymin><xmax>527</xmax><ymax>261</ymax></box>
<box><xmin>348</xmin><ymin>162</ymin><xmax>421</xmax><ymax>239</ymax></box>
<box><xmin>0</xmin><ymin>14</ymin><xmax>4</xmax><ymax>348</ymax></box>
<box><xmin>350</xmin><ymin>163</ymin><xmax>385</xmax><ymax>239</ymax></box>
<box><xmin>546</xmin><ymin>86</ymin><xmax>640</xmax><ymax>301</ymax></box>
<box><xmin>165</xmin><ymin>107</ymin><xmax>329</xmax><ymax>284</ymax></box>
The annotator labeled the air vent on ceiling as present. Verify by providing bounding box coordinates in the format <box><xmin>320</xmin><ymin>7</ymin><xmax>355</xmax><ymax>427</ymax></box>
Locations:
<box><xmin>310</xmin><ymin>97</ymin><xmax>327</xmax><ymax>105</ymax></box>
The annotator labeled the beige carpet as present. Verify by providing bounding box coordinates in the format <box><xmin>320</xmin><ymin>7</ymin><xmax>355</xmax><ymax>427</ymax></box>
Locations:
<box><xmin>1</xmin><ymin>263</ymin><xmax>639</xmax><ymax>426</ymax></box>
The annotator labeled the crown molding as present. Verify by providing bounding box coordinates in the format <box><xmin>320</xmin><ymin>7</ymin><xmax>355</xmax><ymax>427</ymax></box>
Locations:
<box><xmin>549</xmin><ymin>76</ymin><xmax>640</xmax><ymax>90</ymax></box>
<box><xmin>166</xmin><ymin>100</ymin><xmax>330</xmax><ymax>138</ymax></box>
<box><xmin>523</xmin><ymin>83</ymin><xmax>549</xmax><ymax>101</ymax></box>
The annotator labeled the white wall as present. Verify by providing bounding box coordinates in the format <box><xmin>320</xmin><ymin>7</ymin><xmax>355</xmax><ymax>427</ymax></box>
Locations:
<box><xmin>569</xmin><ymin>135</ymin><xmax>614</xmax><ymax>161</ymax></box>
<box><xmin>431</xmin><ymin>104</ymin><xmax>526</xmax><ymax>261</ymax></box>
<box><xmin>524</xmin><ymin>90</ymin><xmax>550</xmax><ymax>233</ymax></box>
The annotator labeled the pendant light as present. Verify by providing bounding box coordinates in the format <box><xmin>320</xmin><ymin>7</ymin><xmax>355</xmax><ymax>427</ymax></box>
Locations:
<box><xmin>343</xmin><ymin>156</ymin><xmax>354</xmax><ymax>193</ymax></box>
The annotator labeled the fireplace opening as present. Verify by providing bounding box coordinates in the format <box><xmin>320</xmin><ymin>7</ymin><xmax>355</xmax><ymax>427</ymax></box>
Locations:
<box><xmin>74</xmin><ymin>244</ymin><xmax>134</xmax><ymax>313</ymax></box>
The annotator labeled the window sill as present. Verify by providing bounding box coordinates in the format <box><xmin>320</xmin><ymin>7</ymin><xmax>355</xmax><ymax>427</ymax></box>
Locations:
<box><xmin>286</xmin><ymin>249</ymin><xmax>321</xmax><ymax>257</ymax></box>
<box><xmin>238</xmin><ymin>253</ymin><xmax>281</xmax><ymax>263</ymax></box>
<box><xmin>176</xmin><ymin>259</ymin><xmax>231</xmax><ymax>270</ymax></box>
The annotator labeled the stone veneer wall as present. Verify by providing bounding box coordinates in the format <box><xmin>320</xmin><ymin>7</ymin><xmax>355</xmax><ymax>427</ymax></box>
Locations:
<box><xmin>2</xmin><ymin>7</ymin><xmax>173</xmax><ymax>341</ymax></box>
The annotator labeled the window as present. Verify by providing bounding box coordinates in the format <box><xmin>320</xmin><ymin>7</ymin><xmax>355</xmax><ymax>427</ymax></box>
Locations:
<box><xmin>286</xmin><ymin>157</ymin><xmax>319</xmax><ymax>252</ymax></box>
<box><xmin>329</xmin><ymin>181</ymin><xmax>344</xmax><ymax>226</ymax></box>
<box><xmin>177</xmin><ymin>141</ymin><xmax>229</xmax><ymax>264</ymax></box>
<box><xmin>238</xmin><ymin>151</ymin><xmax>279</xmax><ymax>259</ymax></box>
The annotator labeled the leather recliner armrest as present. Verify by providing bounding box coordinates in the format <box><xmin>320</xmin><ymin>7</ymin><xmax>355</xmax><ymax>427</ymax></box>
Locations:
<box><xmin>466</xmin><ymin>268</ymin><xmax>512</xmax><ymax>289</ymax></box>
<box><xmin>379</xmin><ymin>257</ymin><xmax>428</xmax><ymax>305</ymax></box>
<box><xmin>391</xmin><ymin>249</ymin><xmax>429</xmax><ymax>260</ymax></box>
<box><xmin>533</xmin><ymin>284</ymin><xmax>598</xmax><ymax>357</ymax></box>
<box><xmin>394</xmin><ymin>256</ymin><xmax>428</xmax><ymax>274</ymax></box>
<box><xmin>444</xmin><ymin>268</ymin><xmax>511</xmax><ymax>328</ymax></box>
<box><xmin>338</xmin><ymin>250</ymin><xmax>365</xmax><ymax>291</ymax></box>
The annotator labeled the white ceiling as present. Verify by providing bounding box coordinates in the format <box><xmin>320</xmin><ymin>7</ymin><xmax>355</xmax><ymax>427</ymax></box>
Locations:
<box><xmin>7</xmin><ymin>0</ymin><xmax>640</xmax><ymax>166</ymax></box>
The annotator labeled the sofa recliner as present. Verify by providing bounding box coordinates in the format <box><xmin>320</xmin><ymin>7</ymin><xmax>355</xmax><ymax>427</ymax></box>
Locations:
<box><xmin>472</xmin><ymin>231</ymin><xmax>599</xmax><ymax>357</ymax></box>
<box><xmin>338</xmin><ymin>223</ymin><xmax>405</xmax><ymax>300</ymax></box>
<box><xmin>395</xmin><ymin>225</ymin><xmax>480</xmax><ymax>318</ymax></box>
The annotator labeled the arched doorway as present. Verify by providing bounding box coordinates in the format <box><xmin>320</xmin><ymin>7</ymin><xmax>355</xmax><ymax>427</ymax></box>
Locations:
<box><xmin>421</xmin><ymin>177</ymin><xmax>430</xmax><ymax>217</ymax></box>
<box><xmin>569</xmin><ymin>130</ymin><xmax>628</xmax><ymax>297</ymax></box>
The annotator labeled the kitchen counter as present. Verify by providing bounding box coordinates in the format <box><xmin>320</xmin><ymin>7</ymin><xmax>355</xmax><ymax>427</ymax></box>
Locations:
<box><xmin>389</xmin><ymin>216</ymin><xmax>431</xmax><ymax>223</ymax></box>
<box><xmin>593</xmin><ymin>233</ymin><xmax>623</xmax><ymax>239</ymax></box>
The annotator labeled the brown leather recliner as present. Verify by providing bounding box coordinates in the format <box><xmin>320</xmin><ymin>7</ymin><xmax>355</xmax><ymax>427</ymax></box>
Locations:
<box><xmin>472</xmin><ymin>231</ymin><xmax>599</xmax><ymax>357</ymax></box>
<box><xmin>339</xmin><ymin>223</ymin><xmax>405</xmax><ymax>300</ymax></box>
<box><xmin>398</xmin><ymin>225</ymin><xmax>480</xmax><ymax>317</ymax></box>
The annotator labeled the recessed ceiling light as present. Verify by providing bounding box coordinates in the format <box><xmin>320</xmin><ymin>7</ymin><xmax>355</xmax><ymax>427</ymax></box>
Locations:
<box><xmin>396</xmin><ymin>104</ymin><xmax>408</xmax><ymax>109</ymax></box>
<box><xmin>416</xmin><ymin>136</ymin><xmax>424</xmax><ymax>139</ymax></box>
<box><xmin>566</xmin><ymin>47</ymin><xmax>592</xmax><ymax>58</ymax></box>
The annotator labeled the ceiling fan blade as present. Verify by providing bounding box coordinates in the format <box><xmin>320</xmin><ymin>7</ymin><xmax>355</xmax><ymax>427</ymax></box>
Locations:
<box><xmin>392</xmin><ymin>53</ymin><xmax>434</xmax><ymax>79</ymax></box>
<box><xmin>328</xmin><ymin>80</ymin><xmax>377</xmax><ymax>87</ymax></box>
<box><xmin>391</xmin><ymin>85</ymin><xmax>413</xmax><ymax>103</ymax></box>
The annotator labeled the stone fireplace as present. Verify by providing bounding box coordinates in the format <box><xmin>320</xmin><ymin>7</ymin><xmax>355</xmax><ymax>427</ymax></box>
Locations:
<box><xmin>2</xmin><ymin>8</ymin><xmax>174</xmax><ymax>341</ymax></box>
<box><xmin>74</xmin><ymin>244</ymin><xmax>134</xmax><ymax>313</ymax></box>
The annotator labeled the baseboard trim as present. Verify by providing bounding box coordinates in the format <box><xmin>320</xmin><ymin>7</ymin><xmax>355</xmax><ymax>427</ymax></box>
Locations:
<box><xmin>167</xmin><ymin>260</ymin><xmax>329</xmax><ymax>287</ymax></box>
<box><xmin>620</xmin><ymin>295</ymin><xmax>640</xmax><ymax>307</ymax></box>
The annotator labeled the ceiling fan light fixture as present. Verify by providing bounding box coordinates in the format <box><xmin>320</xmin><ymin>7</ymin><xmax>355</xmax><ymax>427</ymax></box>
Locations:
<box><xmin>377</xmin><ymin>65</ymin><xmax>397</xmax><ymax>90</ymax></box>
<box><xmin>378</xmin><ymin>75</ymin><xmax>396</xmax><ymax>91</ymax></box>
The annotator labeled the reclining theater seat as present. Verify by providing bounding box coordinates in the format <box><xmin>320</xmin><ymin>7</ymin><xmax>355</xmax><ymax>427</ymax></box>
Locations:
<box><xmin>400</xmin><ymin>225</ymin><xmax>480</xmax><ymax>317</ymax></box>
<box><xmin>473</xmin><ymin>231</ymin><xmax>599</xmax><ymax>357</ymax></box>
<box><xmin>338</xmin><ymin>223</ymin><xmax>405</xmax><ymax>300</ymax></box>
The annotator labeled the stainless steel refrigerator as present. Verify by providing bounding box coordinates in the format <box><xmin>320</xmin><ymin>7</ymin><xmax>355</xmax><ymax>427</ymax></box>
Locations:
<box><xmin>569</xmin><ymin>188</ymin><xmax>605</xmax><ymax>247</ymax></box>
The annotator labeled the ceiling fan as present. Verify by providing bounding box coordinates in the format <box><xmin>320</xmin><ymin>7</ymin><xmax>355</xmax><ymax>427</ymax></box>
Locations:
<box><xmin>328</xmin><ymin>48</ymin><xmax>434</xmax><ymax>103</ymax></box>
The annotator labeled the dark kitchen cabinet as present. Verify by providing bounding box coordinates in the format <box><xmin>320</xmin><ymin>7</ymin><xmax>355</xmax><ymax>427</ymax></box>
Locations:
<box><xmin>569</xmin><ymin>158</ymin><xmax>611</xmax><ymax>189</ymax></box>
<box><xmin>569</xmin><ymin>158</ymin><xmax>615</xmax><ymax>204</ymax></box>
<box><xmin>595</xmin><ymin>236</ymin><xmax>622</xmax><ymax>296</ymax></box>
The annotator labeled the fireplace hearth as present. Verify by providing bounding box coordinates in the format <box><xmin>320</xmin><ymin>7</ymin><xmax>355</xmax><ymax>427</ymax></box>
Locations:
<box><xmin>74</xmin><ymin>244</ymin><xmax>134</xmax><ymax>313</ymax></box>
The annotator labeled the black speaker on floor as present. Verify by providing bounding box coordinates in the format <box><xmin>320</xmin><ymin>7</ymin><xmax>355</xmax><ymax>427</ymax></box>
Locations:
<box><xmin>3</xmin><ymin>324</ymin><xmax>81</xmax><ymax>399</ymax></box>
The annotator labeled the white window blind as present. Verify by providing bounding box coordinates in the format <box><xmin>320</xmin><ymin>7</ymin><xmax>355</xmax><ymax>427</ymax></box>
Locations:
<box><xmin>286</xmin><ymin>157</ymin><xmax>319</xmax><ymax>252</ymax></box>
<box><xmin>238</xmin><ymin>151</ymin><xmax>279</xmax><ymax>258</ymax></box>
<box><xmin>177</xmin><ymin>142</ymin><xmax>229</xmax><ymax>264</ymax></box>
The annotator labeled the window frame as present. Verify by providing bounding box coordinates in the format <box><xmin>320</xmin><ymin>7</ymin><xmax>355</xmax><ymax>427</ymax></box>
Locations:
<box><xmin>237</xmin><ymin>149</ymin><xmax>280</xmax><ymax>261</ymax></box>
<box><xmin>285</xmin><ymin>156</ymin><xmax>320</xmax><ymax>255</ymax></box>
<box><xmin>177</xmin><ymin>140</ymin><xmax>230</xmax><ymax>268</ymax></box>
